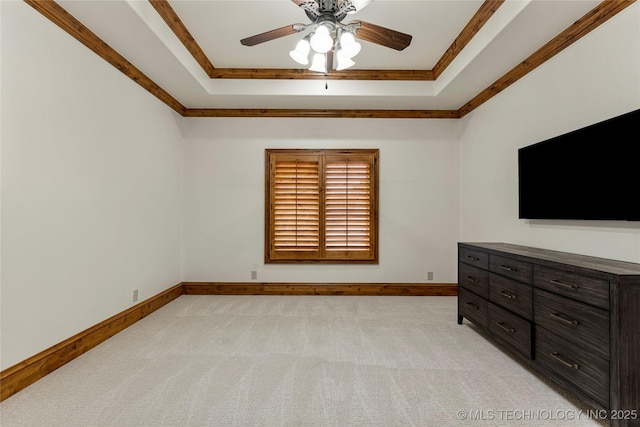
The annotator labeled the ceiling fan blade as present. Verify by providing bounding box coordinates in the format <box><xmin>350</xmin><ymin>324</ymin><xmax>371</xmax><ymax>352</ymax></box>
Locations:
<box><xmin>241</xmin><ymin>25</ymin><xmax>303</xmax><ymax>46</ymax></box>
<box><xmin>352</xmin><ymin>20</ymin><xmax>412</xmax><ymax>51</ymax></box>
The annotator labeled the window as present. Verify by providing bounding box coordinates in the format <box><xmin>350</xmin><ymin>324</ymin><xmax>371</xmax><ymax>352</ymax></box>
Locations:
<box><xmin>265</xmin><ymin>149</ymin><xmax>379</xmax><ymax>263</ymax></box>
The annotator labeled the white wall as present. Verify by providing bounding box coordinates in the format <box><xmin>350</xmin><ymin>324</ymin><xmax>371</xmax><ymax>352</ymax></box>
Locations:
<box><xmin>1</xmin><ymin>2</ymin><xmax>183</xmax><ymax>369</ymax></box>
<box><xmin>458</xmin><ymin>2</ymin><xmax>640</xmax><ymax>263</ymax></box>
<box><xmin>180</xmin><ymin>117</ymin><xmax>460</xmax><ymax>284</ymax></box>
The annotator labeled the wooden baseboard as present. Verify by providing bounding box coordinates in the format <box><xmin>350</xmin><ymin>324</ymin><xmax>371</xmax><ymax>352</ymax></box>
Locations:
<box><xmin>0</xmin><ymin>283</ymin><xmax>184</xmax><ymax>402</ymax></box>
<box><xmin>0</xmin><ymin>281</ymin><xmax>456</xmax><ymax>401</ymax></box>
<box><xmin>182</xmin><ymin>282</ymin><xmax>458</xmax><ymax>296</ymax></box>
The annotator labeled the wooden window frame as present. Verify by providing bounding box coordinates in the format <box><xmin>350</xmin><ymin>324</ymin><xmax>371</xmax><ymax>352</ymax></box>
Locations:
<box><xmin>265</xmin><ymin>148</ymin><xmax>379</xmax><ymax>264</ymax></box>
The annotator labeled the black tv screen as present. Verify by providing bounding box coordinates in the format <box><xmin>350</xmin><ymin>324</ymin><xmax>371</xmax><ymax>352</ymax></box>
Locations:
<box><xmin>518</xmin><ymin>108</ymin><xmax>640</xmax><ymax>221</ymax></box>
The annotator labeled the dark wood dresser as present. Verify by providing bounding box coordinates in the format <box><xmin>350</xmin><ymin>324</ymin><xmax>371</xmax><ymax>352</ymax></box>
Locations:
<box><xmin>458</xmin><ymin>242</ymin><xmax>640</xmax><ymax>426</ymax></box>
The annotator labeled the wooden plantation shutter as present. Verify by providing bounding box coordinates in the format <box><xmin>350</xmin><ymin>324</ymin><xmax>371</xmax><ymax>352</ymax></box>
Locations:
<box><xmin>325</xmin><ymin>156</ymin><xmax>373</xmax><ymax>260</ymax></box>
<box><xmin>272</xmin><ymin>155</ymin><xmax>321</xmax><ymax>258</ymax></box>
<box><xmin>266</xmin><ymin>149</ymin><xmax>378</xmax><ymax>263</ymax></box>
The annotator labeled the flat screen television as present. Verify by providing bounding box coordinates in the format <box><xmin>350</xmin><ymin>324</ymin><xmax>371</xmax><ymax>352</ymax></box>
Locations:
<box><xmin>518</xmin><ymin>108</ymin><xmax>640</xmax><ymax>221</ymax></box>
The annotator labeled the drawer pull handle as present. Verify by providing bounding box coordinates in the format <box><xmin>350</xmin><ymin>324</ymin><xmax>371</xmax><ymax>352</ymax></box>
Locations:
<box><xmin>496</xmin><ymin>321</ymin><xmax>515</xmax><ymax>333</ymax></box>
<box><xmin>550</xmin><ymin>279</ymin><xmax>579</xmax><ymax>290</ymax></box>
<box><xmin>550</xmin><ymin>312</ymin><xmax>580</xmax><ymax>327</ymax></box>
<box><xmin>466</xmin><ymin>302</ymin><xmax>479</xmax><ymax>311</ymax></box>
<box><xmin>500</xmin><ymin>290</ymin><xmax>517</xmax><ymax>300</ymax></box>
<box><xmin>466</xmin><ymin>255</ymin><xmax>480</xmax><ymax>261</ymax></box>
<box><xmin>499</xmin><ymin>264</ymin><xmax>516</xmax><ymax>272</ymax></box>
<box><xmin>465</xmin><ymin>276</ymin><xmax>480</xmax><ymax>283</ymax></box>
<box><xmin>550</xmin><ymin>352</ymin><xmax>580</xmax><ymax>370</ymax></box>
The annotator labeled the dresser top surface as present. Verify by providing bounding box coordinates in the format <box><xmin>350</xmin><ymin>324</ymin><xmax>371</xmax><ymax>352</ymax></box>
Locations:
<box><xmin>459</xmin><ymin>242</ymin><xmax>640</xmax><ymax>277</ymax></box>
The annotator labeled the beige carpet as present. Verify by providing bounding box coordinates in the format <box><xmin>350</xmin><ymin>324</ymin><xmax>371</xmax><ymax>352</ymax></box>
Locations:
<box><xmin>0</xmin><ymin>295</ymin><xmax>605</xmax><ymax>426</ymax></box>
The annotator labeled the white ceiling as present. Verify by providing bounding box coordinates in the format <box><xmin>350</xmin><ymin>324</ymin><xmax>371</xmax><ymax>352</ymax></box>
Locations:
<box><xmin>54</xmin><ymin>0</ymin><xmax>602</xmax><ymax>111</ymax></box>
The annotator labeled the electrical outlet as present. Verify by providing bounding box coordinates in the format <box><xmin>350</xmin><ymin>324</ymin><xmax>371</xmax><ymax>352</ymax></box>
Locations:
<box><xmin>251</xmin><ymin>270</ymin><xmax>258</xmax><ymax>280</ymax></box>
<box><xmin>427</xmin><ymin>272</ymin><xmax>434</xmax><ymax>281</ymax></box>
<box><xmin>132</xmin><ymin>289</ymin><xmax>139</xmax><ymax>302</ymax></box>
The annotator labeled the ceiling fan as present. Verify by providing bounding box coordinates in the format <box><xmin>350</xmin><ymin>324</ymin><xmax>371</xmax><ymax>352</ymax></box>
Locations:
<box><xmin>240</xmin><ymin>0</ymin><xmax>412</xmax><ymax>72</ymax></box>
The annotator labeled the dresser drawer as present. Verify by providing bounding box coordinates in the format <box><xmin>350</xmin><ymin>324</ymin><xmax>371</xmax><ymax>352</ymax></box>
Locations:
<box><xmin>458</xmin><ymin>287</ymin><xmax>488</xmax><ymax>329</ymax></box>
<box><xmin>490</xmin><ymin>254</ymin><xmax>533</xmax><ymax>284</ymax></box>
<box><xmin>534</xmin><ymin>289</ymin><xmax>609</xmax><ymax>359</ymax></box>
<box><xmin>488</xmin><ymin>302</ymin><xmax>532</xmax><ymax>359</ymax></box>
<box><xmin>459</xmin><ymin>247</ymin><xmax>489</xmax><ymax>270</ymax></box>
<box><xmin>534</xmin><ymin>265</ymin><xmax>609</xmax><ymax>310</ymax></box>
<box><xmin>489</xmin><ymin>273</ymin><xmax>533</xmax><ymax>320</ymax></box>
<box><xmin>536</xmin><ymin>326</ymin><xmax>609</xmax><ymax>408</ymax></box>
<box><xmin>459</xmin><ymin>262</ymin><xmax>489</xmax><ymax>298</ymax></box>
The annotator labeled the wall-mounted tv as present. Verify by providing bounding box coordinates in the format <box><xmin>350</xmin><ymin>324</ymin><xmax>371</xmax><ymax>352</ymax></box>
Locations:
<box><xmin>518</xmin><ymin>108</ymin><xmax>640</xmax><ymax>221</ymax></box>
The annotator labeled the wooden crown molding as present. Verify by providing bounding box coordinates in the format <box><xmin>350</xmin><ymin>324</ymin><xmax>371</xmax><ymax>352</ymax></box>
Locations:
<box><xmin>208</xmin><ymin>68</ymin><xmax>435</xmax><ymax>81</ymax></box>
<box><xmin>458</xmin><ymin>0</ymin><xmax>636</xmax><ymax>117</ymax></box>
<box><xmin>23</xmin><ymin>0</ymin><xmax>636</xmax><ymax>118</ymax></box>
<box><xmin>148</xmin><ymin>0</ymin><xmax>216</xmax><ymax>78</ymax></box>
<box><xmin>24</xmin><ymin>0</ymin><xmax>186</xmax><ymax>116</ymax></box>
<box><xmin>183</xmin><ymin>109</ymin><xmax>460</xmax><ymax>119</ymax></box>
<box><xmin>432</xmin><ymin>0</ymin><xmax>505</xmax><ymax>79</ymax></box>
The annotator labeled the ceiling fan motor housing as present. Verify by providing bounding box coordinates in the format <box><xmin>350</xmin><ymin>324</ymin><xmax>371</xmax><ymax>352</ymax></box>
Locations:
<box><xmin>316</xmin><ymin>12</ymin><xmax>337</xmax><ymax>31</ymax></box>
<box><xmin>319</xmin><ymin>0</ymin><xmax>339</xmax><ymax>13</ymax></box>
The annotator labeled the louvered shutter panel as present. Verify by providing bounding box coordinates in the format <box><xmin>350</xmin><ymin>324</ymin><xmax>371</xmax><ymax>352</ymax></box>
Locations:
<box><xmin>266</xmin><ymin>149</ymin><xmax>377</xmax><ymax>263</ymax></box>
<box><xmin>272</xmin><ymin>158</ymin><xmax>320</xmax><ymax>254</ymax></box>
<box><xmin>325</xmin><ymin>158</ymin><xmax>372</xmax><ymax>257</ymax></box>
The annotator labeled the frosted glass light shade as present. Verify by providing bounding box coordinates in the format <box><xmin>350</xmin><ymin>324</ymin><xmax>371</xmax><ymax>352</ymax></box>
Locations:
<box><xmin>339</xmin><ymin>31</ymin><xmax>361</xmax><ymax>58</ymax></box>
<box><xmin>289</xmin><ymin>38</ymin><xmax>310</xmax><ymax>65</ymax></box>
<box><xmin>310</xmin><ymin>25</ymin><xmax>333</xmax><ymax>53</ymax></box>
<box><xmin>336</xmin><ymin>50</ymin><xmax>355</xmax><ymax>70</ymax></box>
<box><xmin>309</xmin><ymin>53</ymin><xmax>327</xmax><ymax>73</ymax></box>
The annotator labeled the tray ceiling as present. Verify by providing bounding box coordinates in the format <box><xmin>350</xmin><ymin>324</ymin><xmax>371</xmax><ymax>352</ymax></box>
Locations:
<box><xmin>24</xmin><ymin>0</ymin><xmax>634</xmax><ymax>117</ymax></box>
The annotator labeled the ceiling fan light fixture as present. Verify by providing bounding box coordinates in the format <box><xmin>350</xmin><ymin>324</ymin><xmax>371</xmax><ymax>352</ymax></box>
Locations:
<box><xmin>339</xmin><ymin>31</ymin><xmax>361</xmax><ymax>58</ymax></box>
<box><xmin>310</xmin><ymin>24</ymin><xmax>333</xmax><ymax>54</ymax></box>
<box><xmin>309</xmin><ymin>53</ymin><xmax>327</xmax><ymax>73</ymax></box>
<box><xmin>289</xmin><ymin>36</ymin><xmax>311</xmax><ymax>65</ymax></box>
<box><xmin>241</xmin><ymin>0</ymin><xmax>412</xmax><ymax>74</ymax></box>
<box><xmin>336</xmin><ymin>51</ymin><xmax>355</xmax><ymax>70</ymax></box>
